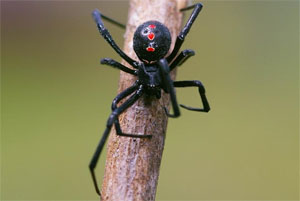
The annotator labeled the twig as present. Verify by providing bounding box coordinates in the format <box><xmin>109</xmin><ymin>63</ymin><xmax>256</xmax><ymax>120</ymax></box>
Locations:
<box><xmin>101</xmin><ymin>0</ymin><xmax>188</xmax><ymax>200</ymax></box>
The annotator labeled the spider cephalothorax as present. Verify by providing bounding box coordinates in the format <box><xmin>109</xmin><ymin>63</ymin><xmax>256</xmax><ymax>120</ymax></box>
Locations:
<box><xmin>133</xmin><ymin>21</ymin><xmax>171</xmax><ymax>63</ymax></box>
<box><xmin>90</xmin><ymin>3</ymin><xmax>210</xmax><ymax>197</ymax></box>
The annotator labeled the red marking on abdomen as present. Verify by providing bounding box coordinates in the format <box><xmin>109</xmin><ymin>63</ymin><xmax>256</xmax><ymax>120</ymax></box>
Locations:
<box><xmin>146</xmin><ymin>47</ymin><xmax>155</xmax><ymax>52</ymax></box>
<box><xmin>148</xmin><ymin>24</ymin><xmax>156</xmax><ymax>29</ymax></box>
<box><xmin>148</xmin><ymin>32</ymin><xmax>155</xmax><ymax>40</ymax></box>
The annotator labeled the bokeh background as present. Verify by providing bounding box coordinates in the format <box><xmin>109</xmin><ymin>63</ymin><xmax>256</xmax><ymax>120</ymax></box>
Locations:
<box><xmin>1</xmin><ymin>0</ymin><xmax>299</xmax><ymax>200</ymax></box>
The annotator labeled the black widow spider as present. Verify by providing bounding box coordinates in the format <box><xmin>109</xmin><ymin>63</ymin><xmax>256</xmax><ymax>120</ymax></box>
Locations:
<box><xmin>90</xmin><ymin>3</ymin><xmax>210</xmax><ymax>196</ymax></box>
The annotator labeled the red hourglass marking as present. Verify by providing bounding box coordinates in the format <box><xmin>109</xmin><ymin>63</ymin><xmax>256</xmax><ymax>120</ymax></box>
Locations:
<box><xmin>148</xmin><ymin>32</ymin><xmax>155</xmax><ymax>40</ymax></box>
<box><xmin>148</xmin><ymin>24</ymin><xmax>156</xmax><ymax>29</ymax></box>
<box><xmin>146</xmin><ymin>47</ymin><xmax>155</xmax><ymax>52</ymax></box>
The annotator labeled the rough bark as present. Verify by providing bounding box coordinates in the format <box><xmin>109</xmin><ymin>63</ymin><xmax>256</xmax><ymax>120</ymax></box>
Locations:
<box><xmin>101</xmin><ymin>0</ymin><xmax>188</xmax><ymax>200</ymax></box>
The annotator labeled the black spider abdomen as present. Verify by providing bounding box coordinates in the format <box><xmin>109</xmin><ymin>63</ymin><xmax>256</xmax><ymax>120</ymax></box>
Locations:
<box><xmin>133</xmin><ymin>21</ymin><xmax>171</xmax><ymax>63</ymax></box>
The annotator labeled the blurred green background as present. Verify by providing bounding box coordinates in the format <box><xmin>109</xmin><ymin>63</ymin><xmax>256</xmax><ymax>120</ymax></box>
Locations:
<box><xmin>1</xmin><ymin>0</ymin><xmax>299</xmax><ymax>200</ymax></box>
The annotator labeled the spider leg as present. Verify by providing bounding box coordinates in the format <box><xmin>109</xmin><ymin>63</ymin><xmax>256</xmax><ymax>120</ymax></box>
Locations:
<box><xmin>89</xmin><ymin>85</ymin><xmax>144</xmax><ymax>196</ymax></box>
<box><xmin>166</xmin><ymin>3</ymin><xmax>203</xmax><ymax>63</ymax></box>
<box><xmin>92</xmin><ymin>9</ymin><xmax>138</xmax><ymax>68</ymax></box>
<box><xmin>101</xmin><ymin>58</ymin><xmax>137</xmax><ymax>75</ymax></box>
<box><xmin>110</xmin><ymin>81</ymin><xmax>139</xmax><ymax>111</ymax></box>
<box><xmin>174</xmin><ymin>80</ymin><xmax>210</xmax><ymax>112</ymax></box>
<box><xmin>169</xmin><ymin>49</ymin><xmax>195</xmax><ymax>72</ymax></box>
<box><xmin>110</xmin><ymin>82</ymin><xmax>152</xmax><ymax>138</ymax></box>
<box><xmin>98</xmin><ymin>13</ymin><xmax>126</xmax><ymax>29</ymax></box>
<box><xmin>158</xmin><ymin>59</ymin><xmax>180</xmax><ymax>118</ymax></box>
<box><xmin>114</xmin><ymin>116</ymin><xmax>152</xmax><ymax>138</ymax></box>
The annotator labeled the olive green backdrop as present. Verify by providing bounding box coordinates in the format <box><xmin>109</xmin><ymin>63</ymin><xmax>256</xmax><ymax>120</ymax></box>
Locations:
<box><xmin>1</xmin><ymin>0</ymin><xmax>299</xmax><ymax>200</ymax></box>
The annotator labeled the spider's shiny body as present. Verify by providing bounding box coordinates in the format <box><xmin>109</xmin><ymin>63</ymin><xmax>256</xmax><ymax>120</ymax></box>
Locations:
<box><xmin>133</xmin><ymin>21</ymin><xmax>171</xmax><ymax>63</ymax></box>
<box><xmin>90</xmin><ymin>3</ymin><xmax>210</xmax><ymax>197</ymax></box>
<box><xmin>137</xmin><ymin>63</ymin><xmax>164</xmax><ymax>98</ymax></box>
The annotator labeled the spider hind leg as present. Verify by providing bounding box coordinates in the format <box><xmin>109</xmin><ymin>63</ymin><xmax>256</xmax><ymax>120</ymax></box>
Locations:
<box><xmin>169</xmin><ymin>49</ymin><xmax>195</xmax><ymax>72</ymax></box>
<box><xmin>92</xmin><ymin>9</ymin><xmax>138</xmax><ymax>68</ymax></box>
<box><xmin>99</xmin><ymin>13</ymin><xmax>126</xmax><ymax>29</ymax></box>
<box><xmin>166</xmin><ymin>3</ymin><xmax>203</xmax><ymax>63</ymax></box>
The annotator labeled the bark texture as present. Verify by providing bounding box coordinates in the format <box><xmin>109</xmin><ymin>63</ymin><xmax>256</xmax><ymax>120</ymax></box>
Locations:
<box><xmin>101</xmin><ymin>0</ymin><xmax>188</xmax><ymax>200</ymax></box>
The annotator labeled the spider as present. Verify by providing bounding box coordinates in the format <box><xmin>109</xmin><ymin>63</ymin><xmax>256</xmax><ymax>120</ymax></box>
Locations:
<box><xmin>89</xmin><ymin>3</ymin><xmax>210</xmax><ymax>196</ymax></box>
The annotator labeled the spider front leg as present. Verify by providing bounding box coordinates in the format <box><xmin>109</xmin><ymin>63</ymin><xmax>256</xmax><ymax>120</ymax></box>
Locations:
<box><xmin>111</xmin><ymin>83</ymin><xmax>152</xmax><ymax>138</ymax></box>
<box><xmin>158</xmin><ymin>59</ymin><xmax>180</xmax><ymax>118</ymax></box>
<box><xmin>167</xmin><ymin>3</ymin><xmax>203</xmax><ymax>63</ymax></box>
<box><xmin>89</xmin><ymin>86</ymin><xmax>144</xmax><ymax>196</ymax></box>
<box><xmin>92</xmin><ymin>9</ymin><xmax>138</xmax><ymax>68</ymax></box>
<box><xmin>174</xmin><ymin>80</ymin><xmax>210</xmax><ymax>112</ymax></box>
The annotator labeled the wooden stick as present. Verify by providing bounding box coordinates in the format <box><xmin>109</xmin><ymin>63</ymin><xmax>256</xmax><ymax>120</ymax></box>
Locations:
<box><xmin>101</xmin><ymin>0</ymin><xmax>188</xmax><ymax>200</ymax></box>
